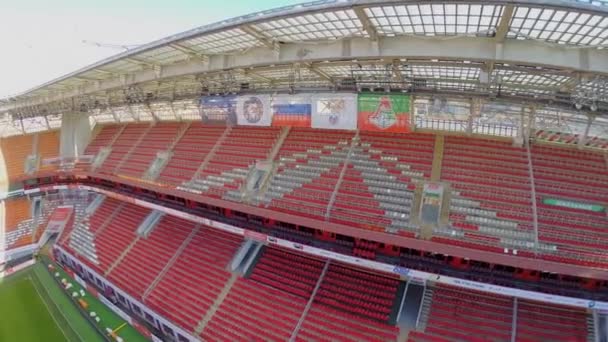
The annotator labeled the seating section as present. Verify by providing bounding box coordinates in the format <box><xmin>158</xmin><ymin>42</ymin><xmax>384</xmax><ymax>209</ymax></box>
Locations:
<box><xmin>415</xmin><ymin>284</ymin><xmax>513</xmax><ymax>342</ymax></box>
<box><xmin>516</xmin><ymin>299</ymin><xmax>591</xmax><ymax>342</ymax></box>
<box><xmin>330</xmin><ymin>132</ymin><xmax>433</xmax><ymax>234</ymax></box>
<box><xmin>261</xmin><ymin>128</ymin><xmax>355</xmax><ymax>220</ymax></box>
<box><xmin>249</xmin><ymin>247</ymin><xmax>325</xmax><ymax>298</ymax></box>
<box><xmin>202</xmin><ymin>248</ymin><xmax>323</xmax><ymax>340</ymax></box>
<box><xmin>157</xmin><ymin>123</ymin><xmax>226</xmax><ymax>185</ymax></box>
<box><xmin>107</xmin><ymin>216</ymin><xmax>195</xmax><ymax>299</ymax></box>
<box><xmin>4</xmin><ymin>197</ymin><xmax>31</xmax><ymax>230</ymax></box>
<box><xmin>63</xmin><ymin>199</ymin><xmax>149</xmax><ymax>273</ymax></box>
<box><xmin>437</xmin><ymin>137</ymin><xmax>536</xmax><ymax>254</ymax></box>
<box><xmin>298</xmin><ymin>262</ymin><xmax>401</xmax><ymax>341</ymax></box>
<box><xmin>37</xmin><ymin>131</ymin><xmax>61</xmax><ymax>173</ymax></box>
<box><xmin>531</xmin><ymin>145</ymin><xmax>608</xmax><ymax>268</ymax></box>
<box><xmin>52</xmin><ymin>196</ymin><xmax>597</xmax><ymax>342</ymax></box>
<box><xmin>97</xmin><ymin>123</ymin><xmax>149</xmax><ymax>174</ymax></box>
<box><xmin>0</xmin><ymin>134</ymin><xmax>33</xmax><ymax>187</ymax></box>
<box><xmin>87</xmin><ymin>124</ymin><xmax>124</xmax><ymax>154</ymax></box>
<box><xmin>202</xmin><ymin>278</ymin><xmax>307</xmax><ymax>341</ymax></box>
<box><xmin>185</xmin><ymin>126</ymin><xmax>280</xmax><ymax>198</ymax></box>
<box><xmin>57</xmin><ymin>122</ymin><xmax>608</xmax><ymax>269</ymax></box>
<box><xmin>115</xmin><ymin>122</ymin><xmax>183</xmax><ymax>178</ymax></box>
<box><xmin>145</xmin><ymin>227</ymin><xmax>243</xmax><ymax>333</ymax></box>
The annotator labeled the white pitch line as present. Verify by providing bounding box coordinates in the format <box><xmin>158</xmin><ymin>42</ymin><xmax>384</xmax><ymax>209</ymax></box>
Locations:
<box><xmin>29</xmin><ymin>274</ymin><xmax>84</xmax><ymax>342</ymax></box>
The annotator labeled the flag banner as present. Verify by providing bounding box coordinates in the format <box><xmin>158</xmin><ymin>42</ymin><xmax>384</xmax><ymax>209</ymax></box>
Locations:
<box><xmin>312</xmin><ymin>93</ymin><xmax>357</xmax><ymax>130</ymax></box>
<box><xmin>271</xmin><ymin>94</ymin><xmax>312</xmax><ymax>127</ymax></box>
<box><xmin>199</xmin><ymin>96</ymin><xmax>237</xmax><ymax>124</ymax></box>
<box><xmin>236</xmin><ymin>95</ymin><xmax>272</xmax><ymax>126</ymax></box>
<box><xmin>358</xmin><ymin>93</ymin><xmax>411</xmax><ymax>133</ymax></box>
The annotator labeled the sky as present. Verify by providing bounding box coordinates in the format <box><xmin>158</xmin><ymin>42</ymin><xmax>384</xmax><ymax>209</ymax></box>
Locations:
<box><xmin>0</xmin><ymin>0</ymin><xmax>304</xmax><ymax>98</ymax></box>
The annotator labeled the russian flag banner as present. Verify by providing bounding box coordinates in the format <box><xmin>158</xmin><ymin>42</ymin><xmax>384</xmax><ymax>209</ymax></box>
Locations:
<box><xmin>271</xmin><ymin>94</ymin><xmax>312</xmax><ymax>127</ymax></box>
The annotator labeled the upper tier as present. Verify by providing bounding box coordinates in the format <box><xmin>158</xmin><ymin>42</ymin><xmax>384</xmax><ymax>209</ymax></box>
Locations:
<box><xmin>46</xmin><ymin>122</ymin><xmax>608</xmax><ymax>270</ymax></box>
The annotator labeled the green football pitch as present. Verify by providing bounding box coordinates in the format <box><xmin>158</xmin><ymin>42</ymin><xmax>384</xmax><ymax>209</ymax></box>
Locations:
<box><xmin>0</xmin><ymin>259</ymin><xmax>147</xmax><ymax>342</ymax></box>
<box><xmin>0</xmin><ymin>275</ymin><xmax>68</xmax><ymax>342</ymax></box>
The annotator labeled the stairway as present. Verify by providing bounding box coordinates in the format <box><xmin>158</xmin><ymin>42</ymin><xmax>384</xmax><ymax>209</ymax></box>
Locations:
<box><xmin>346</xmin><ymin>144</ymin><xmax>421</xmax><ymax>233</ymax></box>
<box><xmin>113</xmin><ymin>123</ymin><xmax>154</xmax><ymax>173</ymax></box>
<box><xmin>191</xmin><ymin>125</ymin><xmax>233</xmax><ymax>180</ymax></box>
<box><xmin>104</xmin><ymin>237</ymin><xmax>140</xmax><ymax>276</ymax></box>
<box><xmin>290</xmin><ymin>260</ymin><xmax>331</xmax><ymax>341</ymax></box>
<box><xmin>195</xmin><ymin>273</ymin><xmax>240</xmax><ymax>335</ymax></box>
<box><xmin>416</xmin><ymin>284</ymin><xmax>434</xmax><ymax>331</ymax></box>
<box><xmin>142</xmin><ymin>225</ymin><xmax>200</xmax><ymax>300</ymax></box>
<box><xmin>431</xmin><ymin>135</ymin><xmax>445</xmax><ymax>182</ymax></box>
<box><xmin>325</xmin><ymin>131</ymin><xmax>359</xmax><ymax>219</ymax></box>
<box><xmin>253</xmin><ymin>140</ymin><xmax>352</xmax><ymax>207</ymax></box>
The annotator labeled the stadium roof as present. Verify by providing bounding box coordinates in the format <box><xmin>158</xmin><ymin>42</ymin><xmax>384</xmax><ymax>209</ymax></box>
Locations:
<box><xmin>1</xmin><ymin>0</ymin><xmax>608</xmax><ymax>141</ymax></box>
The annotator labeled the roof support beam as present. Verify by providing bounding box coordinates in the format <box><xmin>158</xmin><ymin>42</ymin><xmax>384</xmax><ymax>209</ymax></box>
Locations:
<box><xmin>304</xmin><ymin>63</ymin><xmax>334</xmax><ymax>84</ymax></box>
<box><xmin>5</xmin><ymin>35</ymin><xmax>608</xmax><ymax>113</ymax></box>
<box><xmin>241</xmin><ymin>25</ymin><xmax>277</xmax><ymax>51</ymax></box>
<box><xmin>495</xmin><ymin>5</ymin><xmax>515</xmax><ymax>43</ymax></box>
<box><xmin>125</xmin><ymin>57</ymin><xmax>156</xmax><ymax>68</ymax></box>
<box><xmin>237</xmin><ymin>68</ymin><xmax>273</xmax><ymax>84</ymax></box>
<box><xmin>169</xmin><ymin>43</ymin><xmax>210</xmax><ymax>64</ymax></box>
<box><xmin>354</xmin><ymin>6</ymin><xmax>378</xmax><ymax>42</ymax></box>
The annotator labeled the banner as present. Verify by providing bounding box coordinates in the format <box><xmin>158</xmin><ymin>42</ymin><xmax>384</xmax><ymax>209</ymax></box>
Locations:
<box><xmin>543</xmin><ymin>198</ymin><xmax>605</xmax><ymax>213</ymax></box>
<box><xmin>271</xmin><ymin>94</ymin><xmax>312</xmax><ymax>127</ymax></box>
<box><xmin>199</xmin><ymin>96</ymin><xmax>236</xmax><ymax>124</ymax></box>
<box><xmin>236</xmin><ymin>95</ymin><xmax>272</xmax><ymax>126</ymax></box>
<box><xmin>312</xmin><ymin>93</ymin><xmax>357</xmax><ymax>130</ymax></box>
<box><xmin>358</xmin><ymin>93</ymin><xmax>411</xmax><ymax>133</ymax></box>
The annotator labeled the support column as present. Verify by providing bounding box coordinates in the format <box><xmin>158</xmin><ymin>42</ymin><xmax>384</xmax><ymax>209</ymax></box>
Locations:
<box><xmin>59</xmin><ymin>112</ymin><xmax>92</xmax><ymax>159</ymax></box>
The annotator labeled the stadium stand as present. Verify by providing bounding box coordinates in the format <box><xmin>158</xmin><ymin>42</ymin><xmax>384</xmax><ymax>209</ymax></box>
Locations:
<box><xmin>77</xmin><ymin>122</ymin><xmax>608</xmax><ymax>269</ymax></box>
<box><xmin>157</xmin><ymin>123</ymin><xmax>226</xmax><ymax>185</ymax></box>
<box><xmin>36</xmin><ymin>131</ymin><xmax>61</xmax><ymax>173</ymax></box>
<box><xmin>532</xmin><ymin>145</ymin><xmax>608</xmax><ymax>268</ymax></box>
<box><xmin>4</xmin><ymin>1</ymin><xmax>608</xmax><ymax>341</ymax></box>
<box><xmin>3</xmin><ymin>206</ymin><xmax>34</xmax><ymax>250</ymax></box>
<box><xmin>114</xmin><ymin>122</ymin><xmax>184</xmax><ymax>179</ymax></box>
<box><xmin>0</xmin><ymin>134</ymin><xmax>34</xmax><ymax>188</ymax></box>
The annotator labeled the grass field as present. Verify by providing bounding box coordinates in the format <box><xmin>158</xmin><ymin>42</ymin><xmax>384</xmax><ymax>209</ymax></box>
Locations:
<box><xmin>0</xmin><ymin>275</ymin><xmax>67</xmax><ymax>342</ymax></box>
<box><xmin>0</xmin><ymin>258</ymin><xmax>148</xmax><ymax>342</ymax></box>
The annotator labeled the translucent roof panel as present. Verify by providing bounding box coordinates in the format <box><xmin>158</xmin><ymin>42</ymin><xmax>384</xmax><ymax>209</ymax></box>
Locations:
<box><xmin>493</xmin><ymin>69</ymin><xmax>571</xmax><ymax>88</ymax></box>
<box><xmin>364</xmin><ymin>4</ymin><xmax>504</xmax><ymax>37</ymax></box>
<box><xmin>251</xmin><ymin>9</ymin><xmax>365</xmax><ymax>42</ymax></box>
<box><xmin>508</xmin><ymin>6</ymin><xmax>608</xmax><ymax>47</ymax></box>
<box><xmin>572</xmin><ymin>0</ymin><xmax>608</xmax><ymax>8</ymax></box>
<box><xmin>181</xmin><ymin>28</ymin><xmax>261</xmax><ymax>54</ymax></box>
<box><xmin>405</xmin><ymin>65</ymin><xmax>481</xmax><ymax>81</ymax></box>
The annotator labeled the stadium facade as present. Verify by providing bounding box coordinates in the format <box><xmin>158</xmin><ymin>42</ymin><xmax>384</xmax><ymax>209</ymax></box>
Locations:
<box><xmin>0</xmin><ymin>0</ymin><xmax>608</xmax><ymax>341</ymax></box>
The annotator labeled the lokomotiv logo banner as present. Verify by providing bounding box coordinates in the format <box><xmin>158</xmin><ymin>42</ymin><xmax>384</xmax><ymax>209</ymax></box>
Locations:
<box><xmin>358</xmin><ymin>93</ymin><xmax>411</xmax><ymax>133</ymax></box>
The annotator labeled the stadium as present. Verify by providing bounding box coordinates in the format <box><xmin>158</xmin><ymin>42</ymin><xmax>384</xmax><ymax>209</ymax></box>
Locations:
<box><xmin>0</xmin><ymin>0</ymin><xmax>608</xmax><ymax>341</ymax></box>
